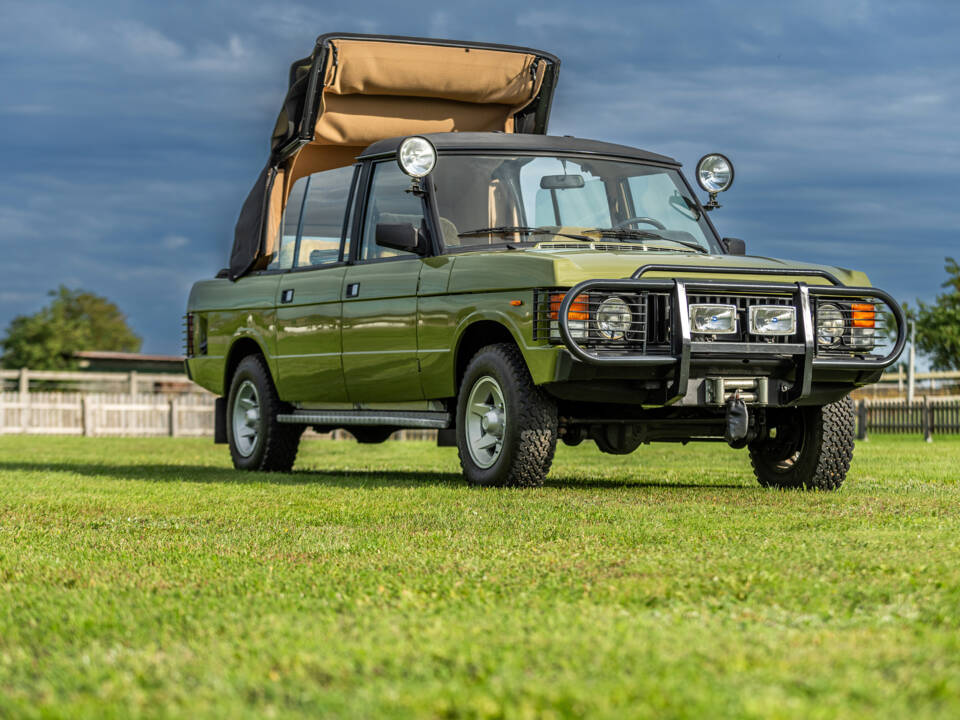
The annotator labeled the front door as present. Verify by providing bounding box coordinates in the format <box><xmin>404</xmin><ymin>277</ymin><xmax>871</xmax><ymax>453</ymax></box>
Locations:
<box><xmin>341</xmin><ymin>161</ymin><xmax>425</xmax><ymax>402</ymax></box>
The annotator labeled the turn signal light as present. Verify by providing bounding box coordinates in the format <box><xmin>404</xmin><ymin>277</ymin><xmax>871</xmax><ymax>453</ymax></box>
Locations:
<box><xmin>851</xmin><ymin>302</ymin><xmax>875</xmax><ymax>328</ymax></box>
<box><xmin>549</xmin><ymin>293</ymin><xmax>589</xmax><ymax>321</ymax></box>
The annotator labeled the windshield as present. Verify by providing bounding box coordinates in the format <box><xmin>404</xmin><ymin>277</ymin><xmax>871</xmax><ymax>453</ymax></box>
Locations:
<box><xmin>431</xmin><ymin>154</ymin><xmax>720</xmax><ymax>253</ymax></box>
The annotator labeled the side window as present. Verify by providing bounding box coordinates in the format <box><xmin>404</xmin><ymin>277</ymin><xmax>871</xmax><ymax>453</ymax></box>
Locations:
<box><xmin>360</xmin><ymin>162</ymin><xmax>424</xmax><ymax>261</ymax></box>
<box><xmin>296</xmin><ymin>165</ymin><xmax>356</xmax><ymax>268</ymax></box>
<box><xmin>269</xmin><ymin>177</ymin><xmax>307</xmax><ymax>270</ymax></box>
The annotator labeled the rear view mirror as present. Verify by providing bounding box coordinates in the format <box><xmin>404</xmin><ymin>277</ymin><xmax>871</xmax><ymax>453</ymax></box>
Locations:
<box><xmin>376</xmin><ymin>223</ymin><xmax>423</xmax><ymax>254</ymax></box>
<box><xmin>722</xmin><ymin>237</ymin><xmax>746</xmax><ymax>255</ymax></box>
<box><xmin>540</xmin><ymin>174</ymin><xmax>585</xmax><ymax>190</ymax></box>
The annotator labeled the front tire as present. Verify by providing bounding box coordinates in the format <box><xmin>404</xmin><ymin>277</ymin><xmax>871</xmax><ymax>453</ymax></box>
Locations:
<box><xmin>227</xmin><ymin>354</ymin><xmax>302</xmax><ymax>472</ymax></box>
<box><xmin>456</xmin><ymin>344</ymin><xmax>558</xmax><ymax>487</ymax></box>
<box><xmin>749</xmin><ymin>397</ymin><xmax>855</xmax><ymax>491</ymax></box>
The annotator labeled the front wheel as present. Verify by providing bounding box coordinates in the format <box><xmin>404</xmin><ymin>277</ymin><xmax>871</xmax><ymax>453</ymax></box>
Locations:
<box><xmin>227</xmin><ymin>354</ymin><xmax>302</xmax><ymax>472</ymax></box>
<box><xmin>748</xmin><ymin>397</ymin><xmax>855</xmax><ymax>491</ymax></box>
<box><xmin>456</xmin><ymin>344</ymin><xmax>558</xmax><ymax>487</ymax></box>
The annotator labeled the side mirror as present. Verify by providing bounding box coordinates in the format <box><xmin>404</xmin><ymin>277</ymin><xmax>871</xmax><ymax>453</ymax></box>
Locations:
<box><xmin>376</xmin><ymin>223</ymin><xmax>423</xmax><ymax>254</ymax></box>
<box><xmin>722</xmin><ymin>237</ymin><xmax>746</xmax><ymax>255</ymax></box>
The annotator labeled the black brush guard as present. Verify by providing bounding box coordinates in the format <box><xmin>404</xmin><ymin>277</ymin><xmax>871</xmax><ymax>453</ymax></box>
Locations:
<box><xmin>556</xmin><ymin>267</ymin><xmax>907</xmax><ymax>406</ymax></box>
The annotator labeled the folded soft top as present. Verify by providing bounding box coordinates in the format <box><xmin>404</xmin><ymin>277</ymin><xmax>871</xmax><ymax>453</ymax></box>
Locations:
<box><xmin>230</xmin><ymin>33</ymin><xmax>560</xmax><ymax>280</ymax></box>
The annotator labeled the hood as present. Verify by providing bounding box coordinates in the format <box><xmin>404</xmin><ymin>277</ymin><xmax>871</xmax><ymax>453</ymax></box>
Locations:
<box><xmin>526</xmin><ymin>246</ymin><xmax>870</xmax><ymax>288</ymax></box>
<box><xmin>447</xmin><ymin>245</ymin><xmax>871</xmax><ymax>295</ymax></box>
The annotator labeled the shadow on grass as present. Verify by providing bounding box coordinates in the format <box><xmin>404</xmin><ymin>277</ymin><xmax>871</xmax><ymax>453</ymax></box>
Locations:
<box><xmin>0</xmin><ymin>461</ymin><xmax>747</xmax><ymax>491</ymax></box>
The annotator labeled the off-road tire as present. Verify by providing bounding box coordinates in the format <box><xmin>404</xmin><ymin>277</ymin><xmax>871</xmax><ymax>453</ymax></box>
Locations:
<box><xmin>749</xmin><ymin>397</ymin><xmax>855</xmax><ymax>491</ymax></box>
<box><xmin>227</xmin><ymin>354</ymin><xmax>302</xmax><ymax>472</ymax></box>
<box><xmin>456</xmin><ymin>344</ymin><xmax>558</xmax><ymax>487</ymax></box>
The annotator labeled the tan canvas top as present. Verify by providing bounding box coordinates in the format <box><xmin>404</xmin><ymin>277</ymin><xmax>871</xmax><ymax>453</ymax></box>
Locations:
<box><xmin>262</xmin><ymin>38</ymin><xmax>547</xmax><ymax>261</ymax></box>
<box><xmin>232</xmin><ymin>35</ymin><xmax>556</xmax><ymax>279</ymax></box>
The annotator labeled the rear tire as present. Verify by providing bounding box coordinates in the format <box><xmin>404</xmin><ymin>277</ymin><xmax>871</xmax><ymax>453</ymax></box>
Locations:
<box><xmin>456</xmin><ymin>344</ymin><xmax>558</xmax><ymax>487</ymax></box>
<box><xmin>226</xmin><ymin>355</ymin><xmax>302</xmax><ymax>472</ymax></box>
<box><xmin>749</xmin><ymin>397</ymin><xmax>855</xmax><ymax>491</ymax></box>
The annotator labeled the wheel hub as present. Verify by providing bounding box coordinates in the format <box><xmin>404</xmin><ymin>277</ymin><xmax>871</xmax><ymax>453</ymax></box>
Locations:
<box><xmin>465</xmin><ymin>375</ymin><xmax>507</xmax><ymax>469</ymax></box>
<box><xmin>232</xmin><ymin>380</ymin><xmax>261</xmax><ymax>458</ymax></box>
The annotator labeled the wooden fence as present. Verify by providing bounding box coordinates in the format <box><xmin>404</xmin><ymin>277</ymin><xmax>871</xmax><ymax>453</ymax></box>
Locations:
<box><xmin>0</xmin><ymin>392</ymin><xmax>215</xmax><ymax>437</ymax></box>
<box><xmin>856</xmin><ymin>396</ymin><xmax>960</xmax><ymax>441</ymax></box>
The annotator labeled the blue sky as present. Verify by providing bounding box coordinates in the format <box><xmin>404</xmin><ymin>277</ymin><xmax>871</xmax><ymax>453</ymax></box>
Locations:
<box><xmin>1</xmin><ymin>0</ymin><xmax>958</xmax><ymax>354</ymax></box>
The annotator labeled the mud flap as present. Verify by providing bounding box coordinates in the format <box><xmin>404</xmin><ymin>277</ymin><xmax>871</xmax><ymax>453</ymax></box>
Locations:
<box><xmin>214</xmin><ymin>397</ymin><xmax>227</xmax><ymax>444</ymax></box>
<box><xmin>725</xmin><ymin>392</ymin><xmax>750</xmax><ymax>448</ymax></box>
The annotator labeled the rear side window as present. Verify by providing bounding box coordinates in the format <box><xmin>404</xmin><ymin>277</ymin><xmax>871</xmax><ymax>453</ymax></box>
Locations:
<box><xmin>269</xmin><ymin>177</ymin><xmax>307</xmax><ymax>270</ymax></box>
<box><xmin>297</xmin><ymin>165</ymin><xmax>356</xmax><ymax>268</ymax></box>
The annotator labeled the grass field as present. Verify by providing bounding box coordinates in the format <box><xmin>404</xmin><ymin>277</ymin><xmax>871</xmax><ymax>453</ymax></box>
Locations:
<box><xmin>1</xmin><ymin>434</ymin><xmax>959</xmax><ymax>718</ymax></box>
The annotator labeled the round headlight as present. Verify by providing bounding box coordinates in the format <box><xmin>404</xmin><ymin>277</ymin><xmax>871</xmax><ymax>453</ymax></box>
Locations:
<box><xmin>596</xmin><ymin>297</ymin><xmax>632</xmax><ymax>340</ymax></box>
<box><xmin>817</xmin><ymin>304</ymin><xmax>845</xmax><ymax>347</ymax></box>
<box><xmin>397</xmin><ymin>136</ymin><xmax>437</xmax><ymax>178</ymax></box>
<box><xmin>696</xmin><ymin>153</ymin><xmax>734</xmax><ymax>193</ymax></box>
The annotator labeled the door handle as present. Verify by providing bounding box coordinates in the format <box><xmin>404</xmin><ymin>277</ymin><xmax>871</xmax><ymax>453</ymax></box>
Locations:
<box><xmin>346</xmin><ymin>283</ymin><xmax>360</xmax><ymax>298</ymax></box>
<box><xmin>280</xmin><ymin>289</ymin><xmax>294</xmax><ymax>303</ymax></box>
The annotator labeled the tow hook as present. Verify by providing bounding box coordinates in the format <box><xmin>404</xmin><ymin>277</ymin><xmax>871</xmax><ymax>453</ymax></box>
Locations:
<box><xmin>725</xmin><ymin>390</ymin><xmax>751</xmax><ymax>448</ymax></box>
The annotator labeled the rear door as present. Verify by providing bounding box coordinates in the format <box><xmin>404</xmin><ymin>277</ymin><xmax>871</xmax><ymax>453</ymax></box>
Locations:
<box><xmin>340</xmin><ymin>161</ymin><xmax>425</xmax><ymax>402</ymax></box>
<box><xmin>274</xmin><ymin>165</ymin><xmax>358</xmax><ymax>403</ymax></box>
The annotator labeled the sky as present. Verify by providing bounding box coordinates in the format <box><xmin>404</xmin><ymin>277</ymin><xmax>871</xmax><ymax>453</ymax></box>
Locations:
<box><xmin>1</xmin><ymin>0</ymin><xmax>958</xmax><ymax>355</ymax></box>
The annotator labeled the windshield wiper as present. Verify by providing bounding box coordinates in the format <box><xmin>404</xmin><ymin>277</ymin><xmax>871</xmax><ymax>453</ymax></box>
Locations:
<box><xmin>583</xmin><ymin>228</ymin><xmax>708</xmax><ymax>253</ymax></box>
<box><xmin>457</xmin><ymin>225</ymin><xmax>593</xmax><ymax>242</ymax></box>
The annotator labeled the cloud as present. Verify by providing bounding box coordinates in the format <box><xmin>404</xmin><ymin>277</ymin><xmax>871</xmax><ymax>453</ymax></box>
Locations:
<box><xmin>162</xmin><ymin>235</ymin><xmax>190</xmax><ymax>250</ymax></box>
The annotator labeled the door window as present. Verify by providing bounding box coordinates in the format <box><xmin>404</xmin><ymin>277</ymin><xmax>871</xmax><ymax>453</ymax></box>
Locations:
<box><xmin>359</xmin><ymin>162</ymin><xmax>425</xmax><ymax>261</ymax></box>
<box><xmin>296</xmin><ymin>165</ymin><xmax>356</xmax><ymax>268</ymax></box>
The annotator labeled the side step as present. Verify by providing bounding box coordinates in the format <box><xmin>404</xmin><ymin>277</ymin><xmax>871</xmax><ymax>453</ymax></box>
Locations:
<box><xmin>276</xmin><ymin>410</ymin><xmax>451</xmax><ymax>429</ymax></box>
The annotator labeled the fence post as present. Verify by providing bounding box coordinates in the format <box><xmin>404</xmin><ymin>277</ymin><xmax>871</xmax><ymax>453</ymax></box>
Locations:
<box><xmin>81</xmin><ymin>395</ymin><xmax>93</xmax><ymax>437</ymax></box>
<box><xmin>129</xmin><ymin>371</ymin><xmax>138</xmax><ymax>397</ymax></box>
<box><xmin>856</xmin><ymin>399</ymin><xmax>868</xmax><ymax>441</ymax></box>
<box><xmin>168</xmin><ymin>397</ymin><xmax>178</xmax><ymax>437</ymax></box>
<box><xmin>19</xmin><ymin>368</ymin><xmax>29</xmax><ymax>433</ymax></box>
<box><xmin>923</xmin><ymin>397</ymin><xmax>933</xmax><ymax>443</ymax></box>
<box><xmin>0</xmin><ymin>390</ymin><xmax>4</xmax><ymax>434</ymax></box>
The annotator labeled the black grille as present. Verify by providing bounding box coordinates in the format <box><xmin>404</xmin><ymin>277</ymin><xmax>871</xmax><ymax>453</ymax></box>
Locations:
<box><xmin>686</xmin><ymin>293</ymin><xmax>796</xmax><ymax>344</ymax></box>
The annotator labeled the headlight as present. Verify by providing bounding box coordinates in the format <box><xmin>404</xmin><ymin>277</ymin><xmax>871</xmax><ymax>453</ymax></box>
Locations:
<box><xmin>596</xmin><ymin>297</ymin><xmax>632</xmax><ymax>340</ymax></box>
<box><xmin>689</xmin><ymin>304</ymin><xmax>737</xmax><ymax>335</ymax></box>
<box><xmin>749</xmin><ymin>305</ymin><xmax>797</xmax><ymax>336</ymax></box>
<box><xmin>817</xmin><ymin>304</ymin><xmax>844</xmax><ymax>347</ymax></box>
<box><xmin>696</xmin><ymin>153</ymin><xmax>734</xmax><ymax>193</ymax></box>
<box><xmin>397</xmin><ymin>136</ymin><xmax>437</xmax><ymax>178</ymax></box>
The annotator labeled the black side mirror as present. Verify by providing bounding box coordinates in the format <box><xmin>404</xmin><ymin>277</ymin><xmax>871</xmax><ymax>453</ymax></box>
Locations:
<box><xmin>722</xmin><ymin>237</ymin><xmax>746</xmax><ymax>255</ymax></box>
<box><xmin>376</xmin><ymin>223</ymin><xmax>423</xmax><ymax>254</ymax></box>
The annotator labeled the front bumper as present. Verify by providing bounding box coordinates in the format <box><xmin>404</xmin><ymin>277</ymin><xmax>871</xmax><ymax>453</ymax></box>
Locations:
<box><xmin>551</xmin><ymin>274</ymin><xmax>906</xmax><ymax>407</ymax></box>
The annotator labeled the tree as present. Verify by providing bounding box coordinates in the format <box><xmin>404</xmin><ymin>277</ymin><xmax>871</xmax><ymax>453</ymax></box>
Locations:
<box><xmin>911</xmin><ymin>257</ymin><xmax>960</xmax><ymax>371</ymax></box>
<box><xmin>1</xmin><ymin>286</ymin><xmax>141</xmax><ymax>370</ymax></box>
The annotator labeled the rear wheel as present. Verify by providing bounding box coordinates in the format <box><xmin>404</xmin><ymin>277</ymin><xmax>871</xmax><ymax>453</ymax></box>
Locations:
<box><xmin>456</xmin><ymin>344</ymin><xmax>558</xmax><ymax>487</ymax></box>
<box><xmin>227</xmin><ymin>355</ymin><xmax>302</xmax><ymax>472</ymax></box>
<box><xmin>749</xmin><ymin>397</ymin><xmax>855</xmax><ymax>491</ymax></box>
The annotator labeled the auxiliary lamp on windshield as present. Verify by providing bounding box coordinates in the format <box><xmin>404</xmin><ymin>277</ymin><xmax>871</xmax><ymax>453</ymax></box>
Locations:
<box><xmin>397</xmin><ymin>136</ymin><xmax>438</xmax><ymax>179</ymax></box>
<box><xmin>695</xmin><ymin>153</ymin><xmax>734</xmax><ymax>210</ymax></box>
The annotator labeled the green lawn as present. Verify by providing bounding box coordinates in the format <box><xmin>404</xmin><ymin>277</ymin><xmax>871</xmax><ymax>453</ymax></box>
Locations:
<box><xmin>1</xmin><ymin>434</ymin><xmax>958</xmax><ymax>719</ymax></box>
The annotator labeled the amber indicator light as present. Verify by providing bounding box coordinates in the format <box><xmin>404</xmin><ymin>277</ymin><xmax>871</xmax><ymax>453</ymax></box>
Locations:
<box><xmin>549</xmin><ymin>293</ymin><xmax>589</xmax><ymax>321</ymax></box>
<box><xmin>510</xmin><ymin>299</ymin><xmax>523</xmax><ymax>306</ymax></box>
<box><xmin>851</xmin><ymin>302</ymin><xmax>876</xmax><ymax>328</ymax></box>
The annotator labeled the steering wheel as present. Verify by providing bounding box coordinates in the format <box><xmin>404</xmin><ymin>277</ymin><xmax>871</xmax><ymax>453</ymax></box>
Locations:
<box><xmin>613</xmin><ymin>216</ymin><xmax>666</xmax><ymax>230</ymax></box>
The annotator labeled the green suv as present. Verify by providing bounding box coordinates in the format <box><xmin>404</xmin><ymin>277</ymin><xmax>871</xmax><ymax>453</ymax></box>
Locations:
<box><xmin>184</xmin><ymin>33</ymin><xmax>905</xmax><ymax>490</ymax></box>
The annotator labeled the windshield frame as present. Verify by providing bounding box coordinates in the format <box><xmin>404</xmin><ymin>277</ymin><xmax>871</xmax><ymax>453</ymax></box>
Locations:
<box><xmin>425</xmin><ymin>150</ymin><xmax>726</xmax><ymax>256</ymax></box>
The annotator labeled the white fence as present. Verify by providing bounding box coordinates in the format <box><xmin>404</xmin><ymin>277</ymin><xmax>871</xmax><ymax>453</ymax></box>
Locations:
<box><xmin>0</xmin><ymin>392</ymin><xmax>216</xmax><ymax>437</ymax></box>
